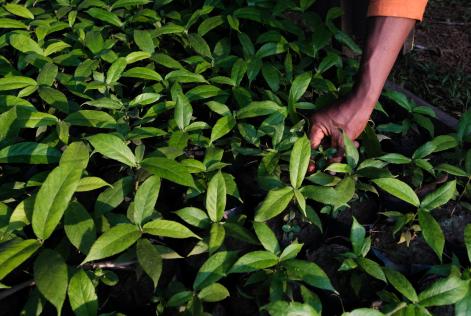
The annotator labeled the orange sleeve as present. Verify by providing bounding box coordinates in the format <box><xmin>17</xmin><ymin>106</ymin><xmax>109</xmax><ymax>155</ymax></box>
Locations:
<box><xmin>368</xmin><ymin>0</ymin><xmax>428</xmax><ymax>21</ymax></box>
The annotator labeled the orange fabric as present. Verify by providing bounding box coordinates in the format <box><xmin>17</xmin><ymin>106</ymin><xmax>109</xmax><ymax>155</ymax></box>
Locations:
<box><xmin>368</xmin><ymin>0</ymin><xmax>428</xmax><ymax>21</ymax></box>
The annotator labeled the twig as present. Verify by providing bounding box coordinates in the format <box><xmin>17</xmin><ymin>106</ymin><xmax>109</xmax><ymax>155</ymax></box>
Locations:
<box><xmin>429</xmin><ymin>20</ymin><xmax>470</xmax><ymax>26</ymax></box>
<box><xmin>0</xmin><ymin>279</ymin><xmax>35</xmax><ymax>301</ymax></box>
<box><xmin>80</xmin><ymin>260</ymin><xmax>137</xmax><ymax>270</ymax></box>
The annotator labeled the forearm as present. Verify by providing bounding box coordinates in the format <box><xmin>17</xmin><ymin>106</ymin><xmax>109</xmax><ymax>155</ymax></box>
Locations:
<box><xmin>354</xmin><ymin>16</ymin><xmax>416</xmax><ymax>108</ymax></box>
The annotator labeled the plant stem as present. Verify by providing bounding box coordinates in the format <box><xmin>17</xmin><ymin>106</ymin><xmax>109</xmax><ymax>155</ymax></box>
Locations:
<box><xmin>0</xmin><ymin>279</ymin><xmax>35</xmax><ymax>301</ymax></box>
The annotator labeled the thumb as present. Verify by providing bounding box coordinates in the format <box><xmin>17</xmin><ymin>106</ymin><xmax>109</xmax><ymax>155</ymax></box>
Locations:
<box><xmin>310</xmin><ymin>126</ymin><xmax>325</xmax><ymax>149</ymax></box>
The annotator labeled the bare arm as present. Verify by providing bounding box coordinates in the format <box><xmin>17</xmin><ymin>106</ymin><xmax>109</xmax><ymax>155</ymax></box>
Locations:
<box><xmin>309</xmin><ymin>16</ymin><xmax>417</xmax><ymax>167</ymax></box>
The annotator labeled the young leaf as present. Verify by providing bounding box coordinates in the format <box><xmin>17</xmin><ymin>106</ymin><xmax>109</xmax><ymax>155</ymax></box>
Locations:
<box><xmin>343</xmin><ymin>132</ymin><xmax>359</xmax><ymax>168</ymax></box>
<box><xmin>420</xmin><ymin>180</ymin><xmax>456</xmax><ymax>211</ymax></box>
<box><xmin>253</xmin><ymin>222</ymin><xmax>280</xmax><ymax>255</ymax></box>
<box><xmin>254</xmin><ymin>186</ymin><xmax>294</xmax><ymax>222</ymax></box>
<box><xmin>34</xmin><ymin>250</ymin><xmax>68</xmax><ymax>315</ymax></box>
<box><xmin>141</xmin><ymin>157</ymin><xmax>195</xmax><ymax>187</ymax></box>
<box><xmin>372</xmin><ymin>178</ymin><xmax>419</xmax><ymax>207</ymax></box>
<box><xmin>4</xmin><ymin>3</ymin><xmax>34</xmax><ymax>19</ymax></box>
<box><xmin>206</xmin><ymin>172</ymin><xmax>226</xmax><ymax>222</ymax></box>
<box><xmin>229</xmin><ymin>250</ymin><xmax>279</xmax><ymax>273</ymax></box>
<box><xmin>198</xmin><ymin>283</ymin><xmax>230</xmax><ymax>302</ymax></box>
<box><xmin>383</xmin><ymin>268</ymin><xmax>418</xmax><ymax>303</ymax></box>
<box><xmin>0</xmin><ymin>142</ymin><xmax>61</xmax><ymax>164</ymax></box>
<box><xmin>418</xmin><ymin>277</ymin><xmax>468</xmax><ymax>307</ymax></box>
<box><xmin>136</xmin><ymin>239</ymin><xmax>163</xmax><ymax>289</ymax></box>
<box><xmin>64</xmin><ymin>110</ymin><xmax>117</xmax><ymax>128</ymax></box>
<box><xmin>282</xmin><ymin>259</ymin><xmax>336</xmax><ymax>292</ymax></box>
<box><xmin>210</xmin><ymin>115</ymin><xmax>236</xmax><ymax>143</ymax></box>
<box><xmin>32</xmin><ymin>164</ymin><xmax>83</xmax><ymax>240</ymax></box>
<box><xmin>289</xmin><ymin>135</ymin><xmax>311</xmax><ymax>189</ymax></box>
<box><xmin>87</xmin><ymin>133</ymin><xmax>137</xmax><ymax>167</ymax></box>
<box><xmin>82</xmin><ymin>224</ymin><xmax>141</xmax><ymax>263</ymax></box>
<box><xmin>174</xmin><ymin>92</ymin><xmax>193</xmax><ymax>130</ymax></box>
<box><xmin>351</xmin><ymin>217</ymin><xmax>365</xmax><ymax>256</ymax></box>
<box><xmin>94</xmin><ymin>176</ymin><xmax>134</xmax><ymax>214</ymax></box>
<box><xmin>356</xmin><ymin>257</ymin><xmax>386</xmax><ymax>282</ymax></box>
<box><xmin>64</xmin><ymin>201</ymin><xmax>96</xmax><ymax>254</ymax></box>
<box><xmin>418</xmin><ymin>210</ymin><xmax>445</xmax><ymax>261</ymax></box>
<box><xmin>133</xmin><ymin>175</ymin><xmax>161</xmax><ymax>226</ymax></box>
<box><xmin>174</xmin><ymin>207</ymin><xmax>210</xmax><ymax>229</ymax></box>
<box><xmin>143</xmin><ymin>219</ymin><xmax>200</xmax><ymax>239</ymax></box>
<box><xmin>279</xmin><ymin>242</ymin><xmax>303</xmax><ymax>261</ymax></box>
<box><xmin>68</xmin><ymin>269</ymin><xmax>98</xmax><ymax>316</ymax></box>
<box><xmin>465</xmin><ymin>224</ymin><xmax>471</xmax><ymax>263</ymax></box>
<box><xmin>209</xmin><ymin>223</ymin><xmax>225</xmax><ymax>254</ymax></box>
<box><xmin>0</xmin><ymin>239</ymin><xmax>40</xmax><ymax>280</ymax></box>
<box><xmin>106</xmin><ymin>57</ymin><xmax>127</xmax><ymax>84</ymax></box>
<box><xmin>193</xmin><ymin>251</ymin><xmax>239</xmax><ymax>290</ymax></box>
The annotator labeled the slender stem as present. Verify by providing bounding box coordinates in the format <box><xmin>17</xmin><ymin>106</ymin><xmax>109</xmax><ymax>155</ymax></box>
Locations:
<box><xmin>0</xmin><ymin>279</ymin><xmax>35</xmax><ymax>301</ymax></box>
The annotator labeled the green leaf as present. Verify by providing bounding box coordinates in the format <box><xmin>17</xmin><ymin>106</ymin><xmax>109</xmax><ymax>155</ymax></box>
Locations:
<box><xmin>418</xmin><ymin>277</ymin><xmax>469</xmax><ymax>307</ymax></box>
<box><xmin>198</xmin><ymin>283</ymin><xmax>230</xmax><ymax>302</ymax></box>
<box><xmin>356</xmin><ymin>257</ymin><xmax>386</xmax><ymax>282</ymax></box>
<box><xmin>418</xmin><ymin>209</ymin><xmax>445</xmax><ymax>261</ymax></box>
<box><xmin>82</xmin><ymin>224</ymin><xmax>141</xmax><ymax>263</ymax></box>
<box><xmin>342</xmin><ymin>309</ymin><xmax>384</xmax><ymax>316</ymax></box>
<box><xmin>84</xmin><ymin>98</ymin><xmax>123</xmax><ymax>110</ymax></box>
<box><xmin>38</xmin><ymin>87</ymin><xmax>69</xmax><ymax>113</ymax></box>
<box><xmin>68</xmin><ymin>269</ymin><xmax>98</xmax><ymax>316</ymax></box>
<box><xmin>262</xmin><ymin>64</ymin><xmax>280</xmax><ymax>92</ymax></box>
<box><xmin>254</xmin><ymin>187</ymin><xmax>294</xmax><ymax>222</ymax></box>
<box><xmin>378</xmin><ymin>153</ymin><xmax>411</xmax><ymax>164</ymax></box>
<box><xmin>32</xmin><ymin>164</ymin><xmax>83</xmax><ymax>240</ymax></box>
<box><xmin>111</xmin><ymin>0</ymin><xmax>150</xmax><ymax>9</ymax></box>
<box><xmin>435</xmin><ymin>163</ymin><xmax>468</xmax><ymax>177</ymax></box>
<box><xmin>253</xmin><ymin>222</ymin><xmax>280</xmax><ymax>255</ymax></box>
<box><xmin>206</xmin><ymin>172</ymin><xmax>226</xmax><ymax>222</ymax></box>
<box><xmin>34</xmin><ymin>250</ymin><xmax>68</xmax><ymax>314</ymax></box>
<box><xmin>193</xmin><ymin>251</ymin><xmax>238</xmax><ymax>290</ymax></box>
<box><xmin>209</xmin><ymin>223</ymin><xmax>225</xmax><ymax>254</ymax></box>
<box><xmin>384</xmin><ymin>268</ymin><xmax>418</xmax><ymax>303</ymax></box>
<box><xmin>465</xmin><ymin>224</ymin><xmax>471</xmax><ymax>262</ymax></box>
<box><xmin>174</xmin><ymin>92</ymin><xmax>193</xmax><ymax>130</ymax></box>
<box><xmin>198</xmin><ymin>15</ymin><xmax>225</xmax><ymax>36</ymax></box>
<box><xmin>64</xmin><ymin>201</ymin><xmax>96</xmax><ymax>254</ymax></box>
<box><xmin>122</xmin><ymin>67</ymin><xmax>163</xmax><ymax>81</ymax></box>
<box><xmin>0</xmin><ymin>18</ymin><xmax>27</xmax><ymax>29</ymax></box>
<box><xmin>106</xmin><ymin>57</ymin><xmax>127</xmax><ymax>84</ymax></box>
<box><xmin>94</xmin><ymin>176</ymin><xmax>133</xmax><ymax>214</ymax></box>
<box><xmin>282</xmin><ymin>259</ymin><xmax>335</xmax><ymax>291</ymax></box>
<box><xmin>133</xmin><ymin>175</ymin><xmax>161</xmax><ymax>226</ymax></box>
<box><xmin>9</xmin><ymin>34</ymin><xmax>43</xmax><ymax>55</ymax></box>
<box><xmin>37</xmin><ymin>63</ymin><xmax>58</xmax><ymax>86</ymax></box>
<box><xmin>372</xmin><ymin>178</ymin><xmax>419</xmax><ymax>207</ymax></box>
<box><xmin>229</xmin><ymin>250</ymin><xmax>279</xmax><ymax>273</ymax></box>
<box><xmin>289</xmin><ymin>72</ymin><xmax>311</xmax><ymax>104</ymax></box>
<box><xmin>279</xmin><ymin>242</ymin><xmax>303</xmax><ymax>261</ymax></box>
<box><xmin>0</xmin><ymin>239</ymin><xmax>40</xmax><ymax>280</ymax></box>
<box><xmin>351</xmin><ymin>217</ymin><xmax>365</xmax><ymax>256</ymax></box>
<box><xmin>155</xmin><ymin>24</ymin><xmax>186</xmax><ymax>37</ymax></box>
<box><xmin>4</xmin><ymin>3</ymin><xmax>34</xmax><ymax>19</ymax></box>
<box><xmin>76</xmin><ymin>177</ymin><xmax>111</xmax><ymax>192</ymax></box>
<box><xmin>290</xmin><ymin>135</ymin><xmax>311</xmax><ymax>189</ymax></box>
<box><xmin>210</xmin><ymin>115</ymin><xmax>236</xmax><ymax>143</ymax></box>
<box><xmin>343</xmin><ymin>132</ymin><xmax>359</xmax><ymax>168</ymax></box>
<box><xmin>87</xmin><ymin>133</ymin><xmax>137</xmax><ymax>167</ymax></box>
<box><xmin>60</xmin><ymin>141</ymin><xmax>90</xmax><ymax>170</ymax></box>
<box><xmin>256</xmin><ymin>42</ymin><xmax>286</xmax><ymax>59</ymax></box>
<box><xmin>174</xmin><ymin>207</ymin><xmax>210</xmax><ymax>229</ymax></box>
<box><xmin>237</xmin><ymin>101</ymin><xmax>285</xmax><ymax>119</ymax></box>
<box><xmin>141</xmin><ymin>157</ymin><xmax>195</xmax><ymax>187</ymax></box>
<box><xmin>126</xmin><ymin>51</ymin><xmax>151</xmax><ymax>64</ymax></box>
<box><xmin>188</xmin><ymin>33</ymin><xmax>212</xmax><ymax>58</ymax></box>
<box><xmin>264</xmin><ymin>301</ymin><xmax>319</xmax><ymax>316</ymax></box>
<box><xmin>0</xmin><ymin>142</ymin><xmax>61</xmax><ymax>164</ymax></box>
<box><xmin>456</xmin><ymin>284</ymin><xmax>471</xmax><ymax>316</ymax></box>
<box><xmin>86</xmin><ymin>8</ymin><xmax>123</xmax><ymax>27</ymax></box>
<box><xmin>301</xmin><ymin>176</ymin><xmax>356</xmax><ymax>209</ymax></box>
<box><xmin>420</xmin><ymin>180</ymin><xmax>456</xmax><ymax>211</ymax></box>
<box><xmin>0</xmin><ymin>76</ymin><xmax>37</xmax><ymax>91</ymax></box>
<box><xmin>136</xmin><ymin>239</ymin><xmax>162</xmax><ymax>289</ymax></box>
<box><xmin>143</xmin><ymin>219</ymin><xmax>200</xmax><ymax>239</ymax></box>
<box><xmin>64</xmin><ymin>110</ymin><xmax>117</xmax><ymax>129</ymax></box>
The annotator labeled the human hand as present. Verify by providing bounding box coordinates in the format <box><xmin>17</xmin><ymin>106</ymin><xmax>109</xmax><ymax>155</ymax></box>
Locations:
<box><xmin>308</xmin><ymin>92</ymin><xmax>376</xmax><ymax>172</ymax></box>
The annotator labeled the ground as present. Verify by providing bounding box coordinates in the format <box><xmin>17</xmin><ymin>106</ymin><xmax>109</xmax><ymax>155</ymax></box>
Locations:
<box><xmin>391</xmin><ymin>0</ymin><xmax>471</xmax><ymax>116</ymax></box>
